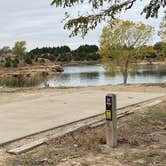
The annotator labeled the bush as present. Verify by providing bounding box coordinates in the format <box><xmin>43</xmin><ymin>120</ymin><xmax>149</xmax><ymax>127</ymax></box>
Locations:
<box><xmin>4</xmin><ymin>57</ymin><xmax>12</xmax><ymax>67</ymax></box>
<box><xmin>39</xmin><ymin>58</ymin><xmax>45</xmax><ymax>64</ymax></box>
<box><xmin>86</xmin><ymin>53</ymin><xmax>101</xmax><ymax>61</ymax></box>
<box><xmin>48</xmin><ymin>54</ymin><xmax>56</xmax><ymax>61</ymax></box>
<box><xmin>24</xmin><ymin>55</ymin><xmax>32</xmax><ymax>64</ymax></box>
<box><xmin>72</xmin><ymin>52</ymin><xmax>86</xmax><ymax>61</ymax></box>
<box><xmin>12</xmin><ymin>58</ymin><xmax>19</xmax><ymax>67</ymax></box>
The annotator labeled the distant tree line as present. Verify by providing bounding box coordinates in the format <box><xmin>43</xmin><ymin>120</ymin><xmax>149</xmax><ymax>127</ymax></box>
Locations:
<box><xmin>0</xmin><ymin>44</ymin><xmax>101</xmax><ymax>68</ymax></box>
<box><xmin>0</xmin><ymin>41</ymin><xmax>166</xmax><ymax>68</ymax></box>
<box><xmin>27</xmin><ymin>45</ymin><xmax>100</xmax><ymax>62</ymax></box>
<box><xmin>136</xmin><ymin>42</ymin><xmax>166</xmax><ymax>61</ymax></box>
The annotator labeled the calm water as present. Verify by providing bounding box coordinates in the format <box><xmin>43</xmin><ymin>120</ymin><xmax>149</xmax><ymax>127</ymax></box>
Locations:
<box><xmin>41</xmin><ymin>65</ymin><xmax>166</xmax><ymax>87</ymax></box>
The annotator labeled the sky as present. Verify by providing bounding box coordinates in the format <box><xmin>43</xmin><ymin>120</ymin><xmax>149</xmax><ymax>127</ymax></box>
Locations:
<box><xmin>0</xmin><ymin>0</ymin><xmax>165</xmax><ymax>50</ymax></box>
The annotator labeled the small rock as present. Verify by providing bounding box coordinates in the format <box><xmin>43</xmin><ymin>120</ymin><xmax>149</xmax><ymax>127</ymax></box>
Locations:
<box><xmin>40</xmin><ymin>158</ymin><xmax>48</xmax><ymax>163</ymax></box>
<box><xmin>71</xmin><ymin>161</ymin><xmax>81</xmax><ymax>166</ymax></box>
<box><xmin>61</xmin><ymin>158</ymin><xmax>67</xmax><ymax>162</ymax></box>
<box><xmin>134</xmin><ymin>159</ymin><xmax>146</xmax><ymax>164</ymax></box>
<box><xmin>74</xmin><ymin>144</ymin><xmax>78</xmax><ymax>148</ymax></box>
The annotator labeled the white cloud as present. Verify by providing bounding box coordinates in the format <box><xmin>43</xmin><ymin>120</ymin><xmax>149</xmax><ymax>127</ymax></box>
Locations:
<box><xmin>0</xmin><ymin>0</ymin><xmax>164</xmax><ymax>50</ymax></box>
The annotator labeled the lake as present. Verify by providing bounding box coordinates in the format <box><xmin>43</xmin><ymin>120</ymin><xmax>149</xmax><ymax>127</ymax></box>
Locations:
<box><xmin>41</xmin><ymin>65</ymin><xmax>166</xmax><ymax>87</ymax></box>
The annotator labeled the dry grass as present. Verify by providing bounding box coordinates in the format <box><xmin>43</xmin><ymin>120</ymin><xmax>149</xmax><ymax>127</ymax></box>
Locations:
<box><xmin>8</xmin><ymin>128</ymin><xmax>106</xmax><ymax>166</ymax></box>
<box><xmin>118</xmin><ymin>102</ymin><xmax>166</xmax><ymax>166</ymax></box>
<box><xmin>143</xmin><ymin>83</ymin><xmax>166</xmax><ymax>88</ymax></box>
<box><xmin>7</xmin><ymin>101</ymin><xmax>166</xmax><ymax>166</ymax></box>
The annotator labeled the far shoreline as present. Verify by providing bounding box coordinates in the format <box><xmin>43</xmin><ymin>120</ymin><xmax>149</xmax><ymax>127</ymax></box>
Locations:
<box><xmin>60</xmin><ymin>60</ymin><xmax>166</xmax><ymax>67</ymax></box>
<box><xmin>0</xmin><ymin>60</ymin><xmax>166</xmax><ymax>76</ymax></box>
<box><xmin>0</xmin><ymin>83</ymin><xmax>166</xmax><ymax>93</ymax></box>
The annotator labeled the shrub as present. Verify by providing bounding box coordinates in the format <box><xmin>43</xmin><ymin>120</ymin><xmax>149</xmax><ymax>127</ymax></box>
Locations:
<box><xmin>12</xmin><ymin>58</ymin><xmax>19</xmax><ymax>67</ymax></box>
<box><xmin>24</xmin><ymin>55</ymin><xmax>32</xmax><ymax>64</ymax></box>
<box><xmin>4</xmin><ymin>57</ymin><xmax>12</xmax><ymax>67</ymax></box>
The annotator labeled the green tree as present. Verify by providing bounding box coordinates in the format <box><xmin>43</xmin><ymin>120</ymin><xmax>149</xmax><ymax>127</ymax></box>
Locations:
<box><xmin>154</xmin><ymin>42</ymin><xmax>166</xmax><ymax>59</ymax></box>
<box><xmin>159</xmin><ymin>18</ymin><xmax>166</xmax><ymax>42</ymax></box>
<box><xmin>99</xmin><ymin>19</ymin><xmax>153</xmax><ymax>84</ymax></box>
<box><xmin>136</xmin><ymin>45</ymin><xmax>156</xmax><ymax>60</ymax></box>
<box><xmin>73</xmin><ymin>45</ymin><xmax>100</xmax><ymax>61</ymax></box>
<box><xmin>51</xmin><ymin>0</ymin><xmax>165</xmax><ymax>37</ymax></box>
<box><xmin>12</xmin><ymin>41</ymin><xmax>27</xmax><ymax>65</ymax></box>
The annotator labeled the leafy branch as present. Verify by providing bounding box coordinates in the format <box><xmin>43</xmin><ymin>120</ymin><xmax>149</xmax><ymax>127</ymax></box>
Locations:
<box><xmin>51</xmin><ymin>0</ymin><xmax>166</xmax><ymax>37</ymax></box>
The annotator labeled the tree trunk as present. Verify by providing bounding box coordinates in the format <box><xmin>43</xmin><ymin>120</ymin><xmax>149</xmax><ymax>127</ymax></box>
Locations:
<box><xmin>20</xmin><ymin>54</ymin><xmax>24</xmax><ymax>67</ymax></box>
<box><xmin>123</xmin><ymin>56</ymin><xmax>130</xmax><ymax>85</ymax></box>
<box><xmin>123</xmin><ymin>70</ymin><xmax>128</xmax><ymax>85</ymax></box>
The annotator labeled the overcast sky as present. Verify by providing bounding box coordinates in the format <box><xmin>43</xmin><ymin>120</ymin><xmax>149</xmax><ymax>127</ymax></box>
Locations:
<box><xmin>0</xmin><ymin>0</ymin><xmax>164</xmax><ymax>50</ymax></box>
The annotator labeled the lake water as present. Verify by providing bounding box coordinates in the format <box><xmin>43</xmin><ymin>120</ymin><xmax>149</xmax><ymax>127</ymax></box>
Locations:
<box><xmin>42</xmin><ymin>65</ymin><xmax>166</xmax><ymax>87</ymax></box>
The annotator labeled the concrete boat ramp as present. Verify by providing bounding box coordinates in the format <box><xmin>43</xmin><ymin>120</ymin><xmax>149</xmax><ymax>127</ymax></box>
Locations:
<box><xmin>0</xmin><ymin>90</ymin><xmax>165</xmax><ymax>145</ymax></box>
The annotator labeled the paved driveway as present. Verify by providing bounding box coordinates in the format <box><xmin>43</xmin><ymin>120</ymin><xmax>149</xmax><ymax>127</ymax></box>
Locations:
<box><xmin>0</xmin><ymin>90</ymin><xmax>165</xmax><ymax>144</ymax></box>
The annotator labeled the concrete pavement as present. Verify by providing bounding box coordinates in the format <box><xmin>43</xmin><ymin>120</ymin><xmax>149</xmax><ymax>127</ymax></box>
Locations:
<box><xmin>0</xmin><ymin>90</ymin><xmax>165</xmax><ymax>144</ymax></box>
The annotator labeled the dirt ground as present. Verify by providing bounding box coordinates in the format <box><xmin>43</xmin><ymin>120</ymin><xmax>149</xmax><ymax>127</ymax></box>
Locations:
<box><xmin>0</xmin><ymin>84</ymin><xmax>165</xmax><ymax>166</ymax></box>
<box><xmin>0</xmin><ymin>83</ymin><xmax>166</xmax><ymax>105</ymax></box>
<box><xmin>2</xmin><ymin>97</ymin><xmax>165</xmax><ymax>166</ymax></box>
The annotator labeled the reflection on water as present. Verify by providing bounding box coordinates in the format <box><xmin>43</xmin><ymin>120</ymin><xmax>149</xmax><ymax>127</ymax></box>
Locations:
<box><xmin>41</xmin><ymin>65</ymin><xmax>166</xmax><ymax>87</ymax></box>
<box><xmin>136</xmin><ymin>65</ymin><xmax>166</xmax><ymax>78</ymax></box>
